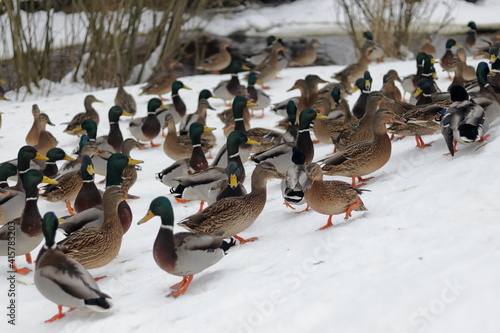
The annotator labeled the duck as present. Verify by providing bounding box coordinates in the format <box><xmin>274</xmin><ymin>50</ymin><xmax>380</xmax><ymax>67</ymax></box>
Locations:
<box><xmin>246</xmin><ymin>72</ymin><xmax>271</xmax><ymax>118</ymax></box>
<box><xmin>211</xmin><ymin>161</ymin><xmax>247</xmax><ymax>203</ymax></box>
<box><xmin>57</xmin><ymin>136</ymin><xmax>100</xmax><ymax>177</ymax></box>
<box><xmin>381</xmin><ymin>69</ymin><xmax>403</xmax><ymax>102</ymax></box>
<box><xmin>34</xmin><ymin>211</ymin><xmax>113</xmax><ymax>323</ymax></box>
<box><xmin>129</xmin><ymin>98</ymin><xmax>168</xmax><ymax>147</ymax></box>
<box><xmin>445</xmin><ymin>57</ymin><xmax>469</xmax><ymax>92</ymax></box>
<box><xmin>57</xmin><ymin>185</ymin><xmax>138</xmax><ymax>269</ymax></box>
<box><xmin>401</xmin><ymin>52</ymin><xmax>427</xmax><ymax>101</ymax></box>
<box><xmin>456</xmin><ymin>47</ymin><xmax>476</xmax><ymax>81</ymax></box>
<box><xmin>0</xmin><ymin>169</ymin><xmax>57</xmax><ymax>275</ymax></box>
<box><xmin>440</xmin><ymin>39</ymin><xmax>462</xmax><ymax>79</ymax></box>
<box><xmin>137</xmin><ymin>196</ymin><xmax>237</xmax><ymax>297</ymax></box>
<box><xmin>155</xmin><ymin>80</ymin><xmax>191</xmax><ymax>136</ymax></box>
<box><xmin>63</xmin><ymin>95</ymin><xmax>102</xmax><ymax>135</ymax></box>
<box><xmin>163</xmin><ymin>114</ymin><xmax>215</xmax><ymax>161</ymax></box>
<box><xmin>74</xmin><ymin>155</ymin><xmax>101</xmax><ymax>214</ymax></box>
<box><xmin>414</xmin><ymin>78</ymin><xmax>435</xmax><ymax>105</ymax></box>
<box><xmin>0</xmin><ymin>162</ymin><xmax>17</xmax><ymax>189</ymax></box>
<box><xmin>487</xmin><ymin>47</ymin><xmax>500</xmax><ymax>91</ymax></box>
<box><xmin>289</xmin><ymin>38</ymin><xmax>320</xmax><ymax>67</ymax></box>
<box><xmin>57</xmin><ymin>153</ymin><xmax>143</xmax><ymax>236</ymax></box>
<box><xmin>179</xmin><ymin>89</ymin><xmax>217</xmax><ymax>134</ymax></box>
<box><xmin>250</xmin><ymin>109</ymin><xmax>326</xmax><ymax>174</ymax></box>
<box><xmin>361</xmin><ymin>31</ymin><xmax>384</xmax><ymax>62</ymax></box>
<box><xmin>419</xmin><ymin>37</ymin><xmax>436</xmax><ymax>57</ymax></box>
<box><xmin>197</xmin><ymin>41</ymin><xmax>232</xmax><ymax>73</ymax></box>
<box><xmin>252</xmin><ymin>42</ymin><xmax>286</xmax><ymax>89</ymax></box>
<box><xmin>41</xmin><ymin>153</ymin><xmax>95</xmax><ymax>215</ymax></box>
<box><xmin>476</xmin><ymin>61</ymin><xmax>500</xmax><ymax>102</ymax></box>
<box><xmin>352</xmin><ymin>73</ymin><xmax>373</xmax><ymax>119</ymax></box>
<box><xmin>303</xmin><ymin>163</ymin><xmax>368</xmax><ymax>230</ymax></box>
<box><xmin>465</xmin><ymin>21</ymin><xmax>493</xmax><ymax>57</ymax></box>
<box><xmin>178</xmin><ymin>162</ymin><xmax>286</xmax><ymax>243</ymax></box>
<box><xmin>95</xmin><ymin>106</ymin><xmax>132</xmax><ymax>154</ymax></box>
<box><xmin>25</xmin><ymin>104</ymin><xmax>41</xmax><ymax>146</ymax></box>
<box><xmin>246</xmin><ymin>35</ymin><xmax>279</xmax><ymax>65</ymax></box>
<box><xmin>281</xmin><ymin>147</ymin><xmax>309</xmax><ymax>212</ymax></box>
<box><xmin>119</xmin><ymin>139</ymin><xmax>144</xmax><ymax>194</ymax></box>
<box><xmin>320</xmin><ymin>109</ymin><xmax>403</xmax><ymax>187</ymax></box>
<box><xmin>312</xmin><ymin>86</ymin><xmax>355</xmax><ymax>147</ymax></box>
<box><xmin>168</xmin><ymin>131</ymin><xmax>257</xmax><ymax>210</ymax></box>
<box><xmin>332</xmin><ymin>42</ymin><xmax>374</xmax><ymax>90</ymax></box>
<box><xmin>332</xmin><ymin>92</ymin><xmax>389</xmax><ymax>151</ymax></box>
<box><xmin>4</xmin><ymin>145</ymin><xmax>49</xmax><ymax>192</ymax></box>
<box><xmin>42</xmin><ymin>147</ymin><xmax>76</xmax><ymax>178</ymax></box>
<box><xmin>140</xmin><ymin>60</ymin><xmax>181</xmax><ymax>101</ymax></box>
<box><xmin>114</xmin><ymin>73</ymin><xmax>137</xmax><ymax>117</ymax></box>
<box><xmin>34</xmin><ymin>112</ymin><xmax>59</xmax><ymax>156</ymax></box>
<box><xmin>0</xmin><ymin>79</ymin><xmax>10</xmax><ymax>101</ymax></box>
<box><xmin>213</xmin><ymin>60</ymin><xmax>249</xmax><ymax>106</ymax></box>
<box><xmin>441</xmin><ymin>85</ymin><xmax>490</xmax><ymax>156</ymax></box>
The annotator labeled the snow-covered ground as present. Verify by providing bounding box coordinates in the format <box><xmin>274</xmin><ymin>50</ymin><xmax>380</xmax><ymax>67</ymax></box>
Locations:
<box><xmin>1</xmin><ymin>51</ymin><xmax>499</xmax><ymax>333</ymax></box>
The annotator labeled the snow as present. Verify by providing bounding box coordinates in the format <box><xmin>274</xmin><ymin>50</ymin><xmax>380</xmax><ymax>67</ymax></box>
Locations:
<box><xmin>1</xmin><ymin>1</ymin><xmax>500</xmax><ymax>332</ymax></box>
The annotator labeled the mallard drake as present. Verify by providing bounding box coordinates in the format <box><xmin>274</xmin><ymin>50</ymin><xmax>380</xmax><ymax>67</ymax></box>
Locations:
<box><xmin>63</xmin><ymin>95</ymin><xmax>102</xmax><ymax>135</ymax></box>
<box><xmin>333</xmin><ymin>43</ymin><xmax>374</xmax><ymax>90</ymax></box>
<box><xmin>246</xmin><ymin>72</ymin><xmax>271</xmax><ymax>118</ymax></box>
<box><xmin>197</xmin><ymin>41</ymin><xmax>232</xmax><ymax>73</ymax></box>
<box><xmin>0</xmin><ymin>162</ymin><xmax>17</xmax><ymax>189</ymax></box>
<box><xmin>332</xmin><ymin>92</ymin><xmax>389</xmax><ymax>151</ymax></box>
<box><xmin>140</xmin><ymin>60</ymin><xmax>181</xmax><ymax>101</ymax></box>
<box><xmin>156</xmin><ymin>81</ymin><xmax>191</xmax><ymax>136</ymax></box>
<box><xmin>289</xmin><ymin>38</ymin><xmax>320</xmax><ymax>67</ymax></box>
<box><xmin>212</xmin><ymin>161</ymin><xmax>247</xmax><ymax>203</ymax></box>
<box><xmin>57</xmin><ymin>136</ymin><xmax>99</xmax><ymax>177</ymax></box>
<box><xmin>313</xmin><ymin>87</ymin><xmax>355</xmax><ymax>147</ymax></box>
<box><xmin>476</xmin><ymin>61</ymin><xmax>500</xmax><ymax>102</ymax></box>
<box><xmin>253</xmin><ymin>42</ymin><xmax>286</xmax><ymax>89</ymax></box>
<box><xmin>179</xmin><ymin>89</ymin><xmax>216</xmax><ymax>134</ymax></box>
<box><xmin>26</xmin><ymin>104</ymin><xmax>41</xmax><ymax>146</ymax></box>
<box><xmin>352</xmin><ymin>74</ymin><xmax>373</xmax><ymax>119</ymax></box>
<box><xmin>129</xmin><ymin>98</ymin><xmax>168</xmax><ymax>147</ymax></box>
<box><xmin>163</xmin><ymin>114</ymin><xmax>215</xmax><ymax>161</ymax></box>
<box><xmin>465</xmin><ymin>21</ymin><xmax>492</xmax><ymax>57</ymax></box>
<box><xmin>361</xmin><ymin>31</ymin><xmax>384</xmax><ymax>62</ymax></box>
<box><xmin>114</xmin><ymin>73</ymin><xmax>137</xmax><ymax>117</ymax></box>
<box><xmin>419</xmin><ymin>37</ymin><xmax>436</xmax><ymax>57</ymax></box>
<box><xmin>34</xmin><ymin>112</ymin><xmax>58</xmax><ymax>156</ymax></box>
<box><xmin>251</xmin><ymin>109</ymin><xmax>326</xmax><ymax>174</ymax></box>
<box><xmin>213</xmin><ymin>60</ymin><xmax>249</xmax><ymax>106</ymax></box>
<box><xmin>414</xmin><ymin>78</ymin><xmax>435</xmax><ymax>105</ymax></box>
<box><xmin>169</xmin><ymin>131</ymin><xmax>257</xmax><ymax>209</ymax></box>
<box><xmin>74</xmin><ymin>155</ymin><xmax>101</xmax><ymax>214</ymax></box>
<box><xmin>303</xmin><ymin>163</ymin><xmax>368</xmax><ymax>230</ymax></box>
<box><xmin>440</xmin><ymin>39</ymin><xmax>461</xmax><ymax>79</ymax></box>
<box><xmin>281</xmin><ymin>147</ymin><xmax>309</xmax><ymax>212</ymax></box>
<box><xmin>321</xmin><ymin>109</ymin><xmax>403</xmax><ymax>187</ymax></box>
<box><xmin>34</xmin><ymin>211</ymin><xmax>113</xmax><ymax>322</ymax></box>
<box><xmin>456</xmin><ymin>47</ymin><xmax>476</xmax><ymax>81</ymax></box>
<box><xmin>402</xmin><ymin>52</ymin><xmax>427</xmax><ymax>102</ymax></box>
<box><xmin>42</xmin><ymin>147</ymin><xmax>75</xmax><ymax>178</ymax></box>
<box><xmin>441</xmin><ymin>85</ymin><xmax>491</xmax><ymax>156</ymax></box>
<box><xmin>57</xmin><ymin>185</ymin><xmax>138</xmax><ymax>269</ymax></box>
<box><xmin>381</xmin><ymin>70</ymin><xmax>403</xmax><ymax>102</ymax></box>
<box><xmin>58</xmin><ymin>153</ymin><xmax>142</xmax><ymax>236</ymax></box>
<box><xmin>95</xmin><ymin>106</ymin><xmax>132</xmax><ymax>154</ymax></box>
<box><xmin>41</xmin><ymin>154</ymin><xmax>95</xmax><ymax>215</ymax></box>
<box><xmin>138</xmin><ymin>196</ymin><xmax>237</xmax><ymax>297</ymax></box>
<box><xmin>487</xmin><ymin>47</ymin><xmax>500</xmax><ymax>91</ymax></box>
<box><xmin>178</xmin><ymin>162</ymin><xmax>286</xmax><ymax>243</ymax></box>
<box><xmin>0</xmin><ymin>169</ymin><xmax>57</xmax><ymax>274</ymax></box>
<box><xmin>4</xmin><ymin>145</ymin><xmax>48</xmax><ymax>192</ymax></box>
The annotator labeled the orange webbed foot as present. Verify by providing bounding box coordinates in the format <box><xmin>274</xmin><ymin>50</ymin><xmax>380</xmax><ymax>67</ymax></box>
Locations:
<box><xmin>295</xmin><ymin>205</ymin><xmax>311</xmax><ymax>214</ymax></box>
<box><xmin>45</xmin><ymin>306</ymin><xmax>65</xmax><ymax>323</ymax></box>
<box><xmin>283</xmin><ymin>201</ymin><xmax>296</xmax><ymax>210</ymax></box>
<box><xmin>233</xmin><ymin>235</ymin><xmax>258</xmax><ymax>244</ymax></box>
<box><xmin>317</xmin><ymin>216</ymin><xmax>334</xmax><ymax>231</ymax></box>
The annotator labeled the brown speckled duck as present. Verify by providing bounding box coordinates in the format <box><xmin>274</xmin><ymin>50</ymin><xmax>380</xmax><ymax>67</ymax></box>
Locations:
<box><xmin>140</xmin><ymin>60</ymin><xmax>180</xmax><ymax>101</ymax></box>
<box><xmin>332</xmin><ymin>43</ymin><xmax>374</xmax><ymax>90</ymax></box>
<box><xmin>138</xmin><ymin>196</ymin><xmax>237</xmax><ymax>298</ymax></box>
<box><xmin>178</xmin><ymin>162</ymin><xmax>286</xmax><ymax>243</ymax></box>
<box><xmin>289</xmin><ymin>39</ymin><xmax>320</xmax><ymax>67</ymax></box>
<box><xmin>63</xmin><ymin>95</ymin><xmax>102</xmax><ymax>135</ymax></box>
<box><xmin>304</xmin><ymin>163</ymin><xmax>368</xmax><ymax>230</ymax></box>
<box><xmin>114</xmin><ymin>73</ymin><xmax>137</xmax><ymax>117</ymax></box>
<box><xmin>253</xmin><ymin>42</ymin><xmax>286</xmax><ymax>89</ymax></box>
<box><xmin>197</xmin><ymin>41</ymin><xmax>232</xmax><ymax>73</ymax></box>
<box><xmin>26</xmin><ymin>104</ymin><xmax>41</xmax><ymax>146</ymax></box>
<box><xmin>321</xmin><ymin>109</ymin><xmax>403</xmax><ymax>187</ymax></box>
<box><xmin>34</xmin><ymin>112</ymin><xmax>58</xmax><ymax>156</ymax></box>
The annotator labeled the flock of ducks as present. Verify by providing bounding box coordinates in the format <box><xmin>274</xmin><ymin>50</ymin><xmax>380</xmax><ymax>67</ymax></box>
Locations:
<box><xmin>0</xmin><ymin>21</ymin><xmax>499</xmax><ymax>324</ymax></box>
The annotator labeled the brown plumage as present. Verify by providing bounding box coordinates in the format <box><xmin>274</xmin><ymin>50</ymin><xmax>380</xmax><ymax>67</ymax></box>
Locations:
<box><xmin>34</xmin><ymin>113</ymin><xmax>58</xmax><ymax>156</ymax></box>
<box><xmin>321</xmin><ymin>109</ymin><xmax>401</xmax><ymax>187</ymax></box>
<box><xmin>197</xmin><ymin>41</ymin><xmax>232</xmax><ymax>73</ymax></box>
<box><xmin>289</xmin><ymin>39</ymin><xmax>320</xmax><ymax>67</ymax></box>
<box><xmin>381</xmin><ymin>70</ymin><xmax>403</xmax><ymax>102</ymax></box>
<box><xmin>58</xmin><ymin>186</ymin><xmax>137</xmax><ymax>269</ymax></box>
<box><xmin>332</xmin><ymin>44</ymin><xmax>374</xmax><ymax>90</ymax></box>
<box><xmin>177</xmin><ymin>162</ymin><xmax>285</xmax><ymax>243</ymax></box>
<box><xmin>63</xmin><ymin>95</ymin><xmax>102</xmax><ymax>135</ymax></box>
<box><xmin>313</xmin><ymin>96</ymin><xmax>355</xmax><ymax>145</ymax></box>
<box><xmin>304</xmin><ymin>163</ymin><xmax>368</xmax><ymax>230</ymax></box>
<box><xmin>140</xmin><ymin>60</ymin><xmax>180</xmax><ymax>100</ymax></box>
<box><xmin>114</xmin><ymin>73</ymin><xmax>137</xmax><ymax>116</ymax></box>
<box><xmin>25</xmin><ymin>104</ymin><xmax>41</xmax><ymax>146</ymax></box>
<box><xmin>419</xmin><ymin>37</ymin><xmax>436</xmax><ymax>57</ymax></box>
<box><xmin>253</xmin><ymin>43</ymin><xmax>286</xmax><ymax>89</ymax></box>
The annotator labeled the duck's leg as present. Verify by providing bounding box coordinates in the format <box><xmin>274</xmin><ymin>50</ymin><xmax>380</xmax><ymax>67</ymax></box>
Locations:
<box><xmin>351</xmin><ymin>176</ymin><xmax>370</xmax><ymax>188</ymax></box>
<box><xmin>94</xmin><ymin>276</ymin><xmax>106</xmax><ymax>281</ymax></box>
<box><xmin>65</xmin><ymin>202</ymin><xmax>76</xmax><ymax>215</ymax></box>
<box><xmin>11</xmin><ymin>260</ymin><xmax>31</xmax><ymax>275</ymax></box>
<box><xmin>159</xmin><ymin>95</ymin><xmax>168</xmax><ymax>101</ymax></box>
<box><xmin>283</xmin><ymin>200</ymin><xmax>296</xmax><ymax>210</ymax></box>
<box><xmin>45</xmin><ymin>305</ymin><xmax>66</xmax><ymax>323</ymax></box>
<box><xmin>198</xmin><ymin>201</ymin><xmax>205</xmax><ymax>212</ymax></box>
<box><xmin>344</xmin><ymin>199</ymin><xmax>361</xmax><ymax>219</ymax></box>
<box><xmin>317</xmin><ymin>215</ymin><xmax>334</xmax><ymax>230</ymax></box>
<box><xmin>262</xmin><ymin>85</ymin><xmax>271</xmax><ymax>90</ymax></box>
<box><xmin>175</xmin><ymin>198</ymin><xmax>190</xmax><ymax>204</ymax></box>
<box><xmin>233</xmin><ymin>235</ymin><xmax>258</xmax><ymax>244</ymax></box>
<box><xmin>295</xmin><ymin>205</ymin><xmax>311</xmax><ymax>214</ymax></box>
<box><xmin>415</xmin><ymin>136</ymin><xmax>432</xmax><ymax>149</ymax></box>
<box><xmin>168</xmin><ymin>275</ymin><xmax>194</xmax><ymax>298</ymax></box>
<box><xmin>479</xmin><ymin>134</ymin><xmax>491</xmax><ymax>142</ymax></box>
<box><xmin>256</xmin><ymin>109</ymin><xmax>265</xmax><ymax>119</ymax></box>
<box><xmin>170</xmin><ymin>277</ymin><xmax>188</xmax><ymax>291</ymax></box>
<box><xmin>394</xmin><ymin>135</ymin><xmax>406</xmax><ymax>141</ymax></box>
<box><xmin>25</xmin><ymin>252</ymin><xmax>33</xmax><ymax>264</ymax></box>
<box><xmin>150</xmin><ymin>140</ymin><xmax>161</xmax><ymax>148</ymax></box>
<box><xmin>444</xmin><ymin>140</ymin><xmax>458</xmax><ymax>156</ymax></box>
